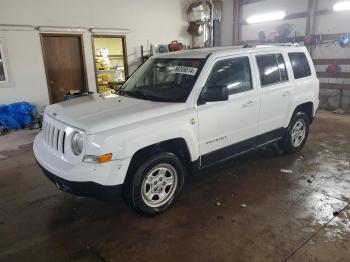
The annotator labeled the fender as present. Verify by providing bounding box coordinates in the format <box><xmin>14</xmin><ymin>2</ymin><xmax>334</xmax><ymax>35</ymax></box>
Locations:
<box><xmin>284</xmin><ymin>83</ymin><xmax>319</xmax><ymax>127</ymax></box>
<box><xmin>86</xmin><ymin>108</ymin><xmax>200</xmax><ymax>162</ymax></box>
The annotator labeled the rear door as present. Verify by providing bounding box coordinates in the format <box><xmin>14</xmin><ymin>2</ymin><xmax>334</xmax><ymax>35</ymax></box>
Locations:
<box><xmin>197</xmin><ymin>54</ymin><xmax>260</xmax><ymax>167</ymax></box>
<box><xmin>253</xmin><ymin>52</ymin><xmax>293</xmax><ymax>143</ymax></box>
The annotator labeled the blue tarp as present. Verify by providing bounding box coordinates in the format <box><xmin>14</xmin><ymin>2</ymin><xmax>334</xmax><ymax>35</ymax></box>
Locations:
<box><xmin>0</xmin><ymin>102</ymin><xmax>36</xmax><ymax>130</ymax></box>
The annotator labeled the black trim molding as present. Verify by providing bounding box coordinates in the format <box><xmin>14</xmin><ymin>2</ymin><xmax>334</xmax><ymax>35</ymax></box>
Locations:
<box><xmin>200</xmin><ymin>128</ymin><xmax>285</xmax><ymax>168</ymax></box>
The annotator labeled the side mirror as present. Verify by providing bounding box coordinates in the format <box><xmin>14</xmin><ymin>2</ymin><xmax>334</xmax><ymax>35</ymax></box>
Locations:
<box><xmin>199</xmin><ymin>85</ymin><xmax>229</xmax><ymax>103</ymax></box>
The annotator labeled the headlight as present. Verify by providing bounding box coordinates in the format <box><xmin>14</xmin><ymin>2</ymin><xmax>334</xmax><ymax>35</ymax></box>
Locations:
<box><xmin>71</xmin><ymin>132</ymin><xmax>84</xmax><ymax>155</ymax></box>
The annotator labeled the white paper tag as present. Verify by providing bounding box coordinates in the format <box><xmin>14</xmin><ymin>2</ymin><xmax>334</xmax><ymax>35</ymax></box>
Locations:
<box><xmin>173</xmin><ymin>66</ymin><xmax>198</xmax><ymax>76</ymax></box>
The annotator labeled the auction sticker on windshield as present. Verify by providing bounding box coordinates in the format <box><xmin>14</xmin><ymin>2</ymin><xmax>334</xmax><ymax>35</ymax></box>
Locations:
<box><xmin>173</xmin><ymin>66</ymin><xmax>198</xmax><ymax>76</ymax></box>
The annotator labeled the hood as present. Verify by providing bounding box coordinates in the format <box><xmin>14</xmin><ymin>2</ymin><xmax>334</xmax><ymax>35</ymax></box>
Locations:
<box><xmin>45</xmin><ymin>93</ymin><xmax>187</xmax><ymax>134</ymax></box>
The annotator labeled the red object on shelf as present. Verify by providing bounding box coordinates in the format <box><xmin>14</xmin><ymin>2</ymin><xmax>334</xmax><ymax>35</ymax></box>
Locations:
<box><xmin>168</xmin><ymin>40</ymin><xmax>183</xmax><ymax>52</ymax></box>
<box><xmin>326</xmin><ymin>63</ymin><xmax>341</xmax><ymax>77</ymax></box>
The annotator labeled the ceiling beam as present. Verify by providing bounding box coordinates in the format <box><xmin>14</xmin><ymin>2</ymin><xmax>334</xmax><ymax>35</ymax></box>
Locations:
<box><xmin>317</xmin><ymin>72</ymin><xmax>350</xmax><ymax>79</ymax></box>
<box><xmin>320</xmin><ymin>83</ymin><xmax>350</xmax><ymax>91</ymax></box>
<box><xmin>313</xmin><ymin>59</ymin><xmax>350</xmax><ymax>65</ymax></box>
<box><xmin>305</xmin><ymin>0</ymin><xmax>317</xmax><ymax>35</ymax></box>
<box><xmin>233</xmin><ymin>0</ymin><xmax>241</xmax><ymax>45</ymax></box>
<box><xmin>239</xmin><ymin>0</ymin><xmax>265</xmax><ymax>5</ymax></box>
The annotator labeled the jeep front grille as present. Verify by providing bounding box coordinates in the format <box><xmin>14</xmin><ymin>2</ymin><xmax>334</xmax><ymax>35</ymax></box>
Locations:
<box><xmin>42</xmin><ymin>118</ymin><xmax>66</xmax><ymax>154</ymax></box>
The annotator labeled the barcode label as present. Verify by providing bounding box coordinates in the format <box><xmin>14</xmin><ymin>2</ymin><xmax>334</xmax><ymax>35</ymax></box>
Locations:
<box><xmin>173</xmin><ymin>66</ymin><xmax>198</xmax><ymax>76</ymax></box>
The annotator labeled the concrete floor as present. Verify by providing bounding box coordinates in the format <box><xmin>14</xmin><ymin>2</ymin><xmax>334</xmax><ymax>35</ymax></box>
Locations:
<box><xmin>0</xmin><ymin>110</ymin><xmax>349</xmax><ymax>262</ymax></box>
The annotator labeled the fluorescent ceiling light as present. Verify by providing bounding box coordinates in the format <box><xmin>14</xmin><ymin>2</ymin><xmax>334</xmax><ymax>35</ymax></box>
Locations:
<box><xmin>247</xmin><ymin>11</ymin><xmax>286</xmax><ymax>24</ymax></box>
<box><xmin>333</xmin><ymin>1</ymin><xmax>350</xmax><ymax>11</ymax></box>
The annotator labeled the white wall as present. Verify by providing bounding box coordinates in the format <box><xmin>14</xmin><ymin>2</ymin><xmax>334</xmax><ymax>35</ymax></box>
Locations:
<box><xmin>0</xmin><ymin>0</ymin><xmax>192</xmax><ymax>107</ymax></box>
<box><xmin>0</xmin><ymin>30</ymin><xmax>50</xmax><ymax>106</ymax></box>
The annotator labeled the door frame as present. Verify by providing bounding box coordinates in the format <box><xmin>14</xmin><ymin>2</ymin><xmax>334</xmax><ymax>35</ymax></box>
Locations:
<box><xmin>91</xmin><ymin>34</ymin><xmax>129</xmax><ymax>93</ymax></box>
<box><xmin>40</xmin><ymin>33</ymin><xmax>89</xmax><ymax>104</ymax></box>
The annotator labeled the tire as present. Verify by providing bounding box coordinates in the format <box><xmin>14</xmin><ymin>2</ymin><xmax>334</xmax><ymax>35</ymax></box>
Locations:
<box><xmin>124</xmin><ymin>152</ymin><xmax>185</xmax><ymax>216</ymax></box>
<box><xmin>280</xmin><ymin>112</ymin><xmax>310</xmax><ymax>154</ymax></box>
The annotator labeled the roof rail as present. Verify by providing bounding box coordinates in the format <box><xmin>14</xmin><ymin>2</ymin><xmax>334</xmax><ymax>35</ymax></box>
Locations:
<box><xmin>242</xmin><ymin>43</ymin><xmax>299</xmax><ymax>48</ymax></box>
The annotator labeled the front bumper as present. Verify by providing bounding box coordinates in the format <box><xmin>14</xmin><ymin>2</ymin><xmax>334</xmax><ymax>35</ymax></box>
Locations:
<box><xmin>33</xmin><ymin>132</ymin><xmax>131</xmax><ymax>199</ymax></box>
<box><xmin>38</xmin><ymin>162</ymin><xmax>122</xmax><ymax>199</ymax></box>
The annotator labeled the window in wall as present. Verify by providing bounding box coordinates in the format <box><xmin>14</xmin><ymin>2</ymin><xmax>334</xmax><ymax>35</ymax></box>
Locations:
<box><xmin>205</xmin><ymin>56</ymin><xmax>252</xmax><ymax>95</ymax></box>
<box><xmin>0</xmin><ymin>43</ymin><xmax>8</xmax><ymax>83</ymax></box>
<box><xmin>288</xmin><ymin>52</ymin><xmax>311</xmax><ymax>79</ymax></box>
<box><xmin>93</xmin><ymin>35</ymin><xmax>128</xmax><ymax>94</ymax></box>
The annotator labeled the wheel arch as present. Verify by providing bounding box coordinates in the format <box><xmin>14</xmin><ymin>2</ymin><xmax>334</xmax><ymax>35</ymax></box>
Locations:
<box><xmin>123</xmin><ymin>138</ymin><xmax>193</xmax><ymax>188</ymax></box>
<box><xmin>290</xmin><ymin>101</ymin><xmax>314</xmax><ymax>124</ymax></box>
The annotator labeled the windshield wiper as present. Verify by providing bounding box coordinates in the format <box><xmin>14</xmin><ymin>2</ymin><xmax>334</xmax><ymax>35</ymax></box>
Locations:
<box><xmin>122</xmin><ymin>90</ymin><xmax>151</xmax><ymax>100</ymax></box>
<box><xmin>122</xmin><ymin>90</ymin><xmax>169</xmax><ymax>102</ymax></box>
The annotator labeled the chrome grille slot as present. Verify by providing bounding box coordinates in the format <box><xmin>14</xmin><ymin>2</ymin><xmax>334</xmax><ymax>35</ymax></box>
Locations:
<box><xmin>62</xmin><ymin>132</ymin><xmax>66</xmax><ymax>154</ymax></box>
<box><xmin>53</xmin><ymin>128</ymin><xmax>58</xmax><ymax>150</ymax></box>
<box><xmin>56</xmin><ymin>130</ymin><xmax>60</xmax><ymax>151</ymax></box>
<box><xmin>45</xmin><ymin>121</ymin><xmax>50</xmax><ymax>144</ymax></box>
<box><xmin>50</xmin><ymin>127</ymin><xmax>55</xmax><ymax>148</ymax></box>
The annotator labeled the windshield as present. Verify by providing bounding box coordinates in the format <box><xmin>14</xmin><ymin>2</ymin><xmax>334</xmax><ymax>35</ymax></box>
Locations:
<box><xmin>121</xmin><ymin>57</ymin><xmax>205</xmax><ymax>102</ymax></box>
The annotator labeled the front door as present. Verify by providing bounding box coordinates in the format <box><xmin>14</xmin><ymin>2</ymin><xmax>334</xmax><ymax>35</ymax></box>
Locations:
<box><xmin>197</xmin><ymin>55</ymin><xmax>260</xmax><ymax>167</ymax></box>
<box><xmin>41</xmin><ymin>34</ymin><xmax>87</xmax><ymax>103</ymax></box>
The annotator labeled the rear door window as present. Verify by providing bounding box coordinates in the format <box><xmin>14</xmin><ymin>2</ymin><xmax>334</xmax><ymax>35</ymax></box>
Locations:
<box><xmin>276</xmin><ymin>54</ymin><xmax>288</xmax><ymax>81</ymax></box>
<box><xmin>288</xmin><ymin>52</ymin><xmax>312</xmax><ymax>79</ymax></box>
<box><xmin>256</xmin><ymin>53</ymin><xmax>288</xmax><ymax>87</ymax></box>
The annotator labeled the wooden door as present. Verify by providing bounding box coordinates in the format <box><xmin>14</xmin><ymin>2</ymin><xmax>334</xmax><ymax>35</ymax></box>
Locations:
<box><xmin>41</xmin><ymin>34</ymin><xmax>88</xmax><ymax>103</ymax></box>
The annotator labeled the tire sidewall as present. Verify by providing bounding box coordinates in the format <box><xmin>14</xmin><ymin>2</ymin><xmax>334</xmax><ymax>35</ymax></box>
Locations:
<box><xmin>130</xmin><ymin>152</ymin><xmax>185</xmax><ymax>216</ymax></box>
<box><xmin>284</xmin><ymin>112</ymin><xmax>310</xmax><ymax>153</ymax></box>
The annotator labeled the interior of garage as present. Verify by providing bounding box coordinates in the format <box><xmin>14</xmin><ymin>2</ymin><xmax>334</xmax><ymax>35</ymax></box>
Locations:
<box><xmin>0</xmin><ymin>0</ymin><xmax>350</xmax><ymax>261</ymax></box>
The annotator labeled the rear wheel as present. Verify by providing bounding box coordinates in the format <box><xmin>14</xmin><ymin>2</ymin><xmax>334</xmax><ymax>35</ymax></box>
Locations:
<box><xmin>125</xmin><ymin>152</ymin><xmax>185</xmax><ymax>216</ymax></box>
<box><xmin>280</xmin><ymin>112</ymin><xmax>309</xmax><ymax>154</ymax></box>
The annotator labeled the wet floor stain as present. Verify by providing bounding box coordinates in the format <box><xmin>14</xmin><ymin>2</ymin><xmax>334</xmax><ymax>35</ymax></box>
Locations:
<box><xmin>0</xmin><ymin>111</ymin><xmax>349</xmax><ymax>262</ymax></box>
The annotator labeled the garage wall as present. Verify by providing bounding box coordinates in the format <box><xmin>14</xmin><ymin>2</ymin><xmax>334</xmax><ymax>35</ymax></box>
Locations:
<box><xmin>220</xmin><ymin>0</ymin><xmax>350</xmax><ymax>112</ymax></box>
<box><xmin>313</xmin><ymin>0</ymin><xmax>350</xmax><ymax>111</ymax></box>
<box><xmin>0</xmin><ymin>0</ymin><xmax>192</xmax><ymax>107</ymax></box>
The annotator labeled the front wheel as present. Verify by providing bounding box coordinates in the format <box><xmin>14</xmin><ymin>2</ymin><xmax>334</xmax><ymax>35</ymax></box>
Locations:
<box><xmin>280</xmin><ymin>112</ymin><xmax>310</xmax><ymax>154</ymax></box>
<box><xmin>125</xmin><ymin>152</ymin><xmax>185</xmax><ymax>216</ymax></box>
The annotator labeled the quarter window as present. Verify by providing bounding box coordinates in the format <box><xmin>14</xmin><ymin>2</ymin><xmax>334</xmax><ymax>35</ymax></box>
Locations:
<box><xmin>288</xmin><ymin>52</ymin><xmax>311</xmax><ymax>79</ymax></box>
<box><xmin>256</xmin><ymin>54</ymin><xmax>288</xmax><ymax>86</ymax></box>
<box><xmin>205</xmin><ymin>56</ymin><xmax>252</xmax><ymax>95</ymax></box>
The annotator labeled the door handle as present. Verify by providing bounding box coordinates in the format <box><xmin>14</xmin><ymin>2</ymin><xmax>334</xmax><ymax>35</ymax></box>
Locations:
<box><xmin>282</xmin><ymin>91</ymin><xmax>292</xmax><ymax>97</ymax></box>
<box><xmin>243</xmin><ymin>100</ymin><xmax>257</xmax><ymax>108</ymax></box>
<box><xmin>49</xmin><ymin>80</ymin><xmax>54</xmax><ymax>85</ymax></box>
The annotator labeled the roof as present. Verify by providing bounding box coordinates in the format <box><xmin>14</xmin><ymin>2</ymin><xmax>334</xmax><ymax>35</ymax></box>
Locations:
<box><xmin>154</xmin><ymin>44</ymin><xmax>305</xmax><ymax>59</ymax></box>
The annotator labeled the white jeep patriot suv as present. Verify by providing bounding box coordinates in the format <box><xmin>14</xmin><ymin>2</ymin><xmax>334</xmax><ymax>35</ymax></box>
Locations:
<box><xmin>34</xmin><ymin>45</ymin><xmax>319</xmax><ymax>215</ymax></box>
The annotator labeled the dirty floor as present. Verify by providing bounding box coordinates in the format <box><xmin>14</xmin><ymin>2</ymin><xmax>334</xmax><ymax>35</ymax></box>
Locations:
<box><xmin>0</xmin><ymin>110</ymin><xmax>349</xmax><ymax>262</ymax></box>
